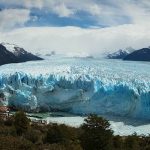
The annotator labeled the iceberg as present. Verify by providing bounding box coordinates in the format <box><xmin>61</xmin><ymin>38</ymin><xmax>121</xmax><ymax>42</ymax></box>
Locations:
<box><xmin>0</xmin><ymin>57</ymin><xmax>149</xmax><ymax>120</ymax></box>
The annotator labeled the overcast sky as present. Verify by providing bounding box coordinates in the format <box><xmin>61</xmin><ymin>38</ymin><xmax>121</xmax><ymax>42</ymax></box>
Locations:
<box><xmin>0</xmin><ymin>0</ymin><xmax>150</xmax><ymax>55</ymax></box>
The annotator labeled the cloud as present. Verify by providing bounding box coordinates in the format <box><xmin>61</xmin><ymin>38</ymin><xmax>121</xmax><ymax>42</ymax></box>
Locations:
<box><xmin>0</xmin><ymin>0</ymin><xmax>150</xmax><ymax>27</ymax></box>
<box><xmin>0</xmin><ymin>0</ymin><xmax>43</xmax><ymax>9</ymax></box>
<box><xmin>0</xmin><ymin>24</ymin><xmax>149</xmax><ymax>55</ymax></box>
<box><xmin>115</xmin><ymin>0</ymin><xmax>150</xmax><ymax>25</ymax></box>
<box><xmin>0</xmin><ymin>0</ymin><xmax>149</xmax><ymax>55</ymax></box>
<box><xmin>51</xmin><ymin>3</ymin><xmax>75</xmax><ymax>17</ymax></box>
<box><xmin>0</xmin><ymin>9</ymin><xmax>30</xmax><ymax>31</ymax></box>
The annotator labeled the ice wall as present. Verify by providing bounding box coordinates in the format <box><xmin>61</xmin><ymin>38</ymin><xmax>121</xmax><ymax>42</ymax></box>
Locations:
<box><xmin>0</xmin><ymin>71</ymin><xmax>149</xmax><ymax>120</ymax></box>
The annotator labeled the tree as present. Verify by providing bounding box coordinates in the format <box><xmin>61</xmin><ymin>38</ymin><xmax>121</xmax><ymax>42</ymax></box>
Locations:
<box><xmin>80</xmin><ymin>114</ymin><xmax>113</xmax><ymax>150</ymax></box>
<box><xmin>14</xmin><ymin>111</ymin><xmax>30</xmax><ymax>135</ymax></box>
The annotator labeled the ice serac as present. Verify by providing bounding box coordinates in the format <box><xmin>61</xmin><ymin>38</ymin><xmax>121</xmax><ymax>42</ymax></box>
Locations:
<box><xmin>0</xmin><ymin>66</ymin><xmax>149</xmax><ymax>120</ymax></box>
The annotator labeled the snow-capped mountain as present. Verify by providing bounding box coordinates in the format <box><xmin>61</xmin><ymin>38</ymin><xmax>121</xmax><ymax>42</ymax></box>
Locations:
<box><xmin>1</xmin><ymin>43</ymin><xmax>21</xmax><ymax>55</ymax></box>
<box><xmin>0</xmin><ymin>43</ymin><xmax>43</xmax><ymax>65</ymax></box>
<box><xmin>0</xmin><ymin>44</ymin><xmax>18</xmax><ymax>65</ymax></box>
<box><xmin>106</xmin><ymin>47</ymin><xmax>135</xmax><ymax>59</ymax></box>
<box><xmin>107</xmin><ymin>49</ymin><xmax>128</xmax><ymax>59</ymax></box>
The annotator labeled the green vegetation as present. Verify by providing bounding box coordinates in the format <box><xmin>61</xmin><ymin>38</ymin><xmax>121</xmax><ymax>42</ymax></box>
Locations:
<box><xmin>14</xmin><ymin>111</ymin><xmax>30</xmax><ymax>135</ymax></box>
<box><xmin>0</xmin><ymin>112</ymin><xmax>150</xmax><ymax>150</ymax></box>
<box><xmin>80</xmin><ymin>114</ymin><xmax>113</xmax><ymax>150</ymax></box>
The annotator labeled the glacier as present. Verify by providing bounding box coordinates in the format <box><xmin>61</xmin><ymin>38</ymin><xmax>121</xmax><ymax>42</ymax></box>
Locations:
<box><xmin>0</xmin><ymin>56</ymin><xmax>149</xmax><ymax>120</ymax></box>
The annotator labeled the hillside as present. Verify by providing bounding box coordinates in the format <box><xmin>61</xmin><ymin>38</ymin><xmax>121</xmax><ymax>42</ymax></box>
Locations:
<box><xmin>124</xmin><ymin>48</ymin><xmax>150</xmax><ymax>61</ymax></box>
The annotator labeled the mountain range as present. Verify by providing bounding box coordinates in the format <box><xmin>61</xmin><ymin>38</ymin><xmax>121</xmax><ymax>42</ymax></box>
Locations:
<box><xmin>107</xmin><ymin>47</ymin><xmax>150</xmax><ymax>61</ymax></box>
<box><xmin>0</xmin><ymin>43</ymin><xmax>43</xmax><ymax>66</ymax></box>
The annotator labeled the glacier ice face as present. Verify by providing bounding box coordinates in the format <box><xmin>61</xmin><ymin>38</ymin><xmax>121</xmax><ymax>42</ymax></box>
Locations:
<box><xmin>0</xmin><ymin>57</ymin><xmax>149</xmax><ymax>120</ymax></box>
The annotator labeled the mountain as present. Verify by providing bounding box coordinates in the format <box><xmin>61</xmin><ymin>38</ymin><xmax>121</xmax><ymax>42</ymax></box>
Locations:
<box><xmin>0</xmin><ymin>44</ymin><xmax>18</xmax><ymax>65</ymax></box>
<box><xmin>0</xmin><ymin>43</ymin><xmax>43</xmax><ymax>65</ymax></box>
<box><xmin>106</xmin><ymin>47</ymin><xmax>135</xmax><ymax>59</ymax></box>
<box><xmin>107</xmin><ymin>49</ymin><xmax>128</xmax><ymax>59</ymax></box>
<box><xmin>124</xmin><ymin>48</ymin><xmax>150</xmax><ymax>61</ymax></box>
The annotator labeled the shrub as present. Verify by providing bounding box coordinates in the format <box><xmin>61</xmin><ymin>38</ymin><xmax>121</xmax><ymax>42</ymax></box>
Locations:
<box><xmin>113</xmin><ymin>135</ymin><xmax>123</xmax><ymax>150</ymax></box>
<box><xmin>4</xmin><ymin>116</ymin><xmax>14</xmax><ymax>126</ymax></box>
<box><xmin>139</xmin><ymin>135</ymin><xmax>150</xmax><ymax>150</ymax></box>
<box><xmin>38</xmin><ymin>143</ymin><xmax>66</xmax><ymax>150</ymax></box>
<box><xmin>0</xmin><ymin>136</ymin><xmax>34</xmax><ymax>150</ymax></box>
<box><xmin>63</xmin><ymin>142</ymin><xmax>83</xmax><ymax>150</ymax></box>
<box><xmin>14</xmin><ymin>111</ymin><xmax>30</xmax><ymax>135</ymax></box>
<box><xmin>24</xmin><ymin>128</ymin><xmax>41</xmax><ymax>144</ymax></box>
<box><xmin>124</xmin><ymin>134</ymin><xmax>140</xmax><ymax>150</ymax></box>
<box><xmin>45</xmin><ymin>123</ymin><xmax>77</xmax><ymax>144</ymax></box>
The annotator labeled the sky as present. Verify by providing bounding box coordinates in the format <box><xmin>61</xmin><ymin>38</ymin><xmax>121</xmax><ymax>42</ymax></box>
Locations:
<box><xmin>0</xmin><ymin>0</ymin><xmax>150</xmax><ymax>55</ymax></box>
